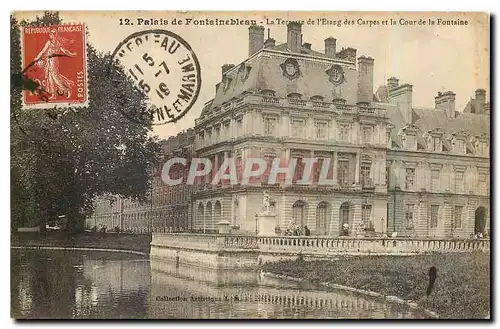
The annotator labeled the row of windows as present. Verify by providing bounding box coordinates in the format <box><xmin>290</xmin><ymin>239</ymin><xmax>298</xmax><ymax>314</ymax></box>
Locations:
<box><xmin>405</xmin><ymin>134</ymin><xmax>489</xmax><ymax>156</ymax></box>
<box><xmin>264</xmin><ymin>117</ymin><xmax>377</xmax><ymax>143</ymax></box>
<box><xmin>196</xmin><ymin>153</ymin><xmax>377</xmax><ymax>187</ymax></box>
<box><xmin>198</xmin><ymin>118</ymin><xmax>380</xmax><ymax>144</ymax></box>
<box><xmin>404</xmin><ymin>204</ymin><xmax>464</xmax><ymax>230</ymax></box>
<box><xmin>389</xmin><ymin>166</ymin><xmax>489</xmax><ymax>194</ymax></box>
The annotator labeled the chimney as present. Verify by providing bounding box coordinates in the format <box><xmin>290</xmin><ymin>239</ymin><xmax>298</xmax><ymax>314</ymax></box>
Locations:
<box><xmin>286</xmin><ymin>22</ymin><xmax>302</xmax><ymax>52</ymax></box>
<box><xmin>435</xmin><ymin>90</ymin><xmax>456</xmax><ymax>118</ymax></box>
<box><xmin>387</xmin><ymin>77</ymin><xmax>399</xmax><ymax>91</ymax></box>
<box><xmin>221</xmin><ymin>64</ymin><xmax>235</xmax><ymax>78</ymax></box>
<box><xmin>388</xmin><ymin>79</ymin><xmax>413</xmax><ymax>124</ymax></box>
<box><xmin>248</xmin><ymin>25</ymin><xmax>265</xmax><ymax>57</ymax></box>
<box><xmin>475</xmin><ymin>88</ymin><xmax>486</xmax><ymax>113</ymax></box>
<box><xmin>324</xmin><ymin>37</ymin><xmax>336</xmax><ymax>58</ymax></box>
<box><xmin>357</xmin><ymin>56</ymin><xmax>374</xmax><ymax>103</ymax></box>
<box><xmin>264</xmin><ymin>38</ymin><xmax>276</xmax><ymax>48</ymax></box>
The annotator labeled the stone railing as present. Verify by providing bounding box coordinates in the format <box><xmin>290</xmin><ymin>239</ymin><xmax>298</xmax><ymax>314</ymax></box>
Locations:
<box><xmin>152</xmin><ymin>233</ymin><xmax>259</xmax><ymax>251</ymax></box>
<box><xmin>197</xmin><ymin>94</ymin><xmax>386</xmax><ymax>126</ymax></box>
<box><xmin>258</xmin><ymin>236</ymin><xmax>490</xmax><ymax>255</ymax></box>
<box><xmin>152</xmin><ymin>233</ymin><xmax>489</xmax><ymax>255</ymax></box>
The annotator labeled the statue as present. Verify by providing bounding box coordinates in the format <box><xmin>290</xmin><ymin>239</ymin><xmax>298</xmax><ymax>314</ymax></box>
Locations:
<box><xmin>262</xmin><ymin>191</ymin><xmax>271</xmax><ymax>213</ymax></box>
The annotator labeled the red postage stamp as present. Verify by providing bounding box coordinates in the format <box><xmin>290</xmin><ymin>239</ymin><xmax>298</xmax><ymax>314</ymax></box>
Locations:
<box><xmin>21</xmin><ymin>24</ymin><xmax>87</xmax><ymax>108</ymax></box>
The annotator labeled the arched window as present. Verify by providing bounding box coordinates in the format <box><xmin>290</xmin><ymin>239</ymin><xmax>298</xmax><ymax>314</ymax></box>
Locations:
<box><xmin>316</xmin><ymin>202</ymin><xmax>329</xmax><ymax>235</ymax></box>
<box><xmin>214</xmin><ymin>201</ymin><xmax>222</xmax><ymax>223</ymax></box>
<box><xmin>339</xmin><ymin>202</ymin><xmax>351</xmax><ymax>236</ymax></box>
<box><xmin>292</xmin><ymin>200</ymin><xmax>307</xmax><ymax>228</ymax></box>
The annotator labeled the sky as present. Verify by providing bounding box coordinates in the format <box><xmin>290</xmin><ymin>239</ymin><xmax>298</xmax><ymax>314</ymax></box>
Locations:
<box><xmin>14</xmin><ymin>11</ymin><xmax>490</xmax><ymax>139</ymax></box>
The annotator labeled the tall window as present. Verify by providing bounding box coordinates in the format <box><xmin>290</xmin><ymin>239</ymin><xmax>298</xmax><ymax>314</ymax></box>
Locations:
<box><xmin>339</xmin><ymin>124</ymin><xmax>350</xmax><ymax>142</ymax></box>
<box><xmin>405</xmin><ymin>168</ymin><xmax>415</xmax><ymax>190</ymax></box>
<box><xmin>262</xmin><ymin>155</ymin><xmax>275</xmax><ymax>185</ymax></box>
<box><xmin>315</xmin><ymin>121</ymin><xmax>327</xmax><ymax>140</ymax></box>
<box><xmin>206</xmin><ymin>129</ymin><xmax>212</xmax><ymax>143</ymax></box>
<box><xmin>454</xmin><ymin>206</ymin><xmax>463</xmax><ymax>229</ymax></box>
<box><xmin>264</xmin><ymin>117</ymin><xmax>277</xmax><ymax>136</ymax></box>
<box><xmin>431</xmin><ymin>169</ymin><xmax>440</xmax><ymax>192</ymax></box>
<box><xmin>405</xmin><ymin>134</ymin><xmax>416</xmax><ymax>149</ymax></box>
<box><xmin>455</xmin><ymin>171</ymin><xmax>464</xmax><ymax>194</ymax></box>
<box><xmin>235</xmin><ymin>155</ymin><xmax>243</xmax><ymax>183</ymax></box>
<box><xmin>292</xmin><ymin>201</ymin><xmax>306</xmax><ymax>227</ymax></box>
<box><xmin>316</xmin><ymin>202</ymin><xmax>328</xmax><ymax>234</ymax></box>
<box><xmin>430</xmin><ymin>205</ymin><xmax>439</xmax><ymax>228</ymax></box>
<box><xmin>236</xmin><ymin>118</ymin><xmax>243</xmax><ymax>135</ymax></box>
<box><xmin>214</xmin><ymin>125</ymin><xmax>221</xmax><ymax>142</ymax></box>
<box><xmin>361</xmin><ymin>161</ymin><xmax>371</xmax><ymax>186</ymax></box>
<box><xmin>293</xmin><ymin>157</ymin><xmax>305</xmax><ymax>183</ymax></box>
<box><xmin>338</xmin><ymin>159</ymin><xmax>350</xmax><ymax>187</ymax></box>
<box><xmin>292</xmin><ymin>118</ymin><xmax>305</xmax><ymax>138</ymax></box>
<box><xmin>479</xmin><ymin>173</ymin><xmax>487</xmax><ymax>195</ymax></box>
<box><xmin>433</xmin><ymin>137</ymin><xmax>441</xmax><ymax>151</ymax></box>
<box><xmin>362</xmin><ymin>204</ymin><xmax>372</xmax><ymax>229</ymax></box>
<box><xmin>314</xmin><ymin>158</ymin><xmax>324</xmax><ymax>183</ymax></box>
<box><xmin>223</xmin><ymin>121</ymin><xmax>230</xmax><ymax>139</ymax></box>
<box><xmin>405</xmin><ymin>204</ymin><xmax>415</xmax><ymax>229</ymax></box>
<box><xmin>362</xmin><ymin>125</ymin><xmax>373</xmax><ymax>144</ymax></box>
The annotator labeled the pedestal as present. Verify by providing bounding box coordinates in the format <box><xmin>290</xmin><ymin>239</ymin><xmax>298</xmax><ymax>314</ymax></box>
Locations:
<box><xmin>217</xmin><ymin>220</ymin><xmax>231</xmax><ymax>234</ymax></box>
<box><xmin>257</xmin><ymin>212</ymin><xmax>277</xmax><ymax>236</ymax></box>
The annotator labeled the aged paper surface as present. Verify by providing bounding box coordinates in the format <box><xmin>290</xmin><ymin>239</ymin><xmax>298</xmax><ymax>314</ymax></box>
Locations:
<box><xmin>11</xmin><ymin>11</ymin><xmax>490</xmax><ymax>319</ymax></box>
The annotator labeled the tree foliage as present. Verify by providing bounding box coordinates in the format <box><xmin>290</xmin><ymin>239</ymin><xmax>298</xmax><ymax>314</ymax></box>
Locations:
<box><xmin>11</xmin><ymin>12</ymin><xmax>161</xmax><ymax>232</ymax></box>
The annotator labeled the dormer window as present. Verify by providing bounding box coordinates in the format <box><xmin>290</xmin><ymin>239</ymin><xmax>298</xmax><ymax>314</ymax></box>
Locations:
<box><xmin>454</xmin><ymin>139</ymin><xmax>466</xmax><ymax>154</ymax></box>
<box><xmin>472</xmin><ymin>135</ymin><xmax>489</xmax><ymax>156</ymax></box>
<box><xmin>404</xmin><ymin>134</ymin><xmax>416</xmax><ymax>150</ymax></box>
<box><xmin>261</xmin><ymin>89</ymin><xmax>276</xmax><ymax>97</ymax></box>
<box><xmin>310</xmin><ymin>95</ymin><xmax>324</xmax><ymax>102</ymax></box>
<box><xmin>424</xmin><ymin>129</ymin><xmax>444</xmax><ymax>152</ymax></box>
<box><xmin>432</xmin><ymin>136</ymin><xmax>441</xmax><ymax>151</ymax></box>
<box><xmin>287</xmin><ymin>92</ymin><xmax>302</xmax><ymax>99</ymax></box>
<box><xmin>399</xmin><ymin>124</ymin><xmax>419</xmax><ymax>151</ymax></box>
<box><xmin>450</xmin><ymin>131</ymin><xmax>469</xmax><ymax>155</ymax></box>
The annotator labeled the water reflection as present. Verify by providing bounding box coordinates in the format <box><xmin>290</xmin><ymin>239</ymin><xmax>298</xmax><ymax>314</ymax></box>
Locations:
<box><xmin>11</xmin><ymin>249</ymin><xmax>427</xmax><ymax>319</ymax></box>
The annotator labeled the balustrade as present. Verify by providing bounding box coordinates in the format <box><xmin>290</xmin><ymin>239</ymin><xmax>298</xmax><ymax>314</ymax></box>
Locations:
<box><xmin>151</xmin><ymin>233</ymin><xmax>489</xmax><ymax>254</ymax></box>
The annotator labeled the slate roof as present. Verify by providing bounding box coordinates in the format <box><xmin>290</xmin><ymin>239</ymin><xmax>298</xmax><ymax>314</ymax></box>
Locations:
<box><xmin>268</xmin><ymin>42</ymin><xmax>332</xmax><ymax>59</ymax></box>
<box><xmin>209</xmin><ymin>47</ymin><xmax>354</xmax><ymax>109</ymax></box>
<box><xmin>385</xmin><ymin>103</ymin><xmax>490</xmax><ymax>150</ymax></box>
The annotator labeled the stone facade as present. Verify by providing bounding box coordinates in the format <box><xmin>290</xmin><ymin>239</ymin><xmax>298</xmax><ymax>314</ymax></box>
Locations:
<box><xmin>88</xmin><ymin>23</ymin><xmax>490</xmax><ymax>239</ymax></box>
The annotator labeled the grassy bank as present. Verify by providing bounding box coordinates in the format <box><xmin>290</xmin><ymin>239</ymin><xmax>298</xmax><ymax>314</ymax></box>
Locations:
<box><xmin>11</xmin><ymin>232</ymin><xmax>151</xmax><ymax>254</ymax></box>
<box><xmin>262</xmin><ymin>253</ymin><xmax>490</xmax><ymax>319</ymax></box>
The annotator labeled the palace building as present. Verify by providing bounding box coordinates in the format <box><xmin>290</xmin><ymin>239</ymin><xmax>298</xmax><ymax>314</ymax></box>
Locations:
<box><xmin>192</xmin><ymin>22</ymin><xmax>490</xmax><ymax>238</ymax></box>
<box><xmin>86</xmin><ymin>129</ymin><xmax>196</xmax><ymax>233</ymax></box>
<box><xmin>193</xmin><ymin>23</ymin><xmax>390</xmax><ymax>236</ymax></box>
<box><xmin>88</xmin><ymin>23</ymin><xmax>490</xmax><ymax>239</ymax></box>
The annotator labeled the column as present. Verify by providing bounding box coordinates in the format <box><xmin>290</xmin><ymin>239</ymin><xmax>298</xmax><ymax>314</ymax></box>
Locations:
<box><xmin>355</xmin><ymin>152</ymin><xmax>360</xmax><ymax>184</ymax></box>
<box><xmin>310</xmin><ymin>150</ymin><xmax>315</xmax><ymax>185</ymax></box>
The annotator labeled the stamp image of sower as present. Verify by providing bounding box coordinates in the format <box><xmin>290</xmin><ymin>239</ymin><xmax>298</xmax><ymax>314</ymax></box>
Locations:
<box><xmin>21</xmin><ymin>24</ymin><xmax>88</xmax><ymax>108</ymax></box>
<box><xmin>109</xmin><ymin>30</ymin><xmax>201</xmax><ymax>125</ymax></box>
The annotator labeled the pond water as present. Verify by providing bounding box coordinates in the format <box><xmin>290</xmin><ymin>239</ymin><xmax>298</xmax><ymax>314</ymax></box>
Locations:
<box><xmin>11</xmin><ymin>249</ymin><xmax>428</xmax><ymax>319</ymax></box>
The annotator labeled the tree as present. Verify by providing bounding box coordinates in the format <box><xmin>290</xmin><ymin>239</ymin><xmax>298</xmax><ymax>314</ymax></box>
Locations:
<box><xmin>11</xmin><ymin>12</ymin><xmax>162</xmax><ymax>232</ymax></box>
